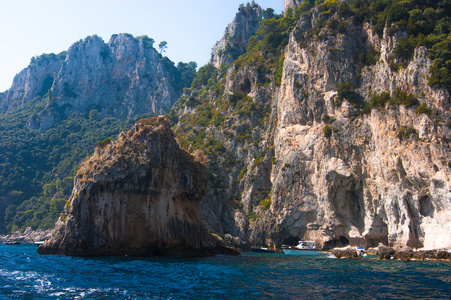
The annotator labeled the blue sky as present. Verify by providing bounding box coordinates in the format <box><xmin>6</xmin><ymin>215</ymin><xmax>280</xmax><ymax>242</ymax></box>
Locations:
<box><xmin>0</xmin><ymin>0</ymin><xmax>284</xmax><ymax>92</ymax></box>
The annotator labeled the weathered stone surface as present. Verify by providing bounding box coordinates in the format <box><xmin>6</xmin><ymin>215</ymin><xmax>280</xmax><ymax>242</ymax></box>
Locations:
<box><xmin>332</xmin><ymin>246</ymin><xmax>361</xmax><ymax>259</ymax></box>
<box><xmin>38</xmin><ymin>116</ymin><xmax>238</xmax><ymax>257</ymax></box>
<box><xmin>284</xmin><ymin>0</ymin><xmax>303</xmax><ymax>11</ymax></box>
<box><xmin>210</xmin><ymin>4</ymin><xmax>262</xmax><ymax>68</ymax></box>
<box><xmin>392</xmin><ymin>249</ymin><xmax>451</xmax><ymax>261</ymax></box>
<box><xmin>266</xmin><ymin>22</ymin><xmax>451</xmax><ymax>251</ymax></box>
<box><xmin>2</xmin><ymin>34</ymin><xmax>183</xmax><ymax>132</ymax></box>
<box><xmin>0</xmin><ymin>227</ymin><xmax>52</xmax><ymax>244</ymax></box>
<box><xmin>0</xmin><ymin>53</ymin><xmax>64</xmax><ymax>113</ymax></box>
<box><xmin>378</xmin><ymin>245</ymin><xmax>396</xmax><ymax>260</ymax></box>
<box><xmin>195</xmin><ymin>11</ymin><xmax>451</xmax><ymax>253</ymax></box>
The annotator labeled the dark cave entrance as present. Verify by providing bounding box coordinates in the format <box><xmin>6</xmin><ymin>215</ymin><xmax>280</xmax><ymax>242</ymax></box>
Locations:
<box><xmin>323</xmin><ymin>236</ymin><xmax>350</xmax><ymax>250</ymax></box>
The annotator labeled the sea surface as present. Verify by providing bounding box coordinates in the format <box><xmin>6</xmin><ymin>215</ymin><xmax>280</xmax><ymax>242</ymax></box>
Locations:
<box><xmin>0</xmin><ymin>244</ymin><xmax>450</xmax><ymax>299</ymax></box>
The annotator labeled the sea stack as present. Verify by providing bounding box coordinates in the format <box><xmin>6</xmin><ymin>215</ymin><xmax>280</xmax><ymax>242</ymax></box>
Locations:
<box><xmin>38</xmin><ymin>116</ymin><xmax>238</xmax><ymax>257</ymax></box>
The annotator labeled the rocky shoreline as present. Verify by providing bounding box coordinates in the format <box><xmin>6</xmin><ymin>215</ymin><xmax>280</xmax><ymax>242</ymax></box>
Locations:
<box><xmin>0</xmin><ymin>227</ymin><xmax>52</xmax><ymax>244</ymax></box>
<box><xmin>332</xmin><ymin>245</ymin><xmax>451</xmax><ymax>262</ymax></box>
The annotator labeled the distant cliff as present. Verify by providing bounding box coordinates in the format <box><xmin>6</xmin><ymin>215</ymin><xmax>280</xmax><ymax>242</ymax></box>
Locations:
<box><xmin>38</xmin><ymin>116</ymin><xmax>238</xmax><ymax>257</ymax></box>
<box><xmin>1</xmin><ymin>34</ymin><xmax>191</xmax><ymax>132</ymax></box>
<box><xmin>0</xmin><ymin>53</ymin><xmax>65</xmax><ymax>113</ymax></box>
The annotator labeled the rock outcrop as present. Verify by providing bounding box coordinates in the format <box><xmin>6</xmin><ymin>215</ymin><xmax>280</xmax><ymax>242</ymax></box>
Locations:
<box><xmin>2</xmin><ymin>34</ymin><xmax>184</xmax><ymax>132</ymax></box>
<box><xmin>266</xmin><ymin>21</ymin><xmax>451</xmax><ymax>251</ymax></box>
<box><xmin>0</xmin><ymin>53</ymin><xmax>65</xmax><ymax>113</ymax></box>
<box><xmin>0</xmin><ymin>227</ymin><xmax>52</xmax><ymax>244</ymax></box>
<box><xmin>210</xmin><ymin>3</ymin><xmax>262</xmax><ymax>68</ymax></box>
<box><xmin>178</xmin><ymin>3</ymin><xmax>451</xmax><ymax>252</ymax></box>
<box><xmin>284</xmin><ymin>0</ymin><xmax>303</xmax><ymax>11</ymax></box>
<box><xmin>38</xmin><ymin>116</ymin><xmax>238</xmax><ymax>257</ymax></box>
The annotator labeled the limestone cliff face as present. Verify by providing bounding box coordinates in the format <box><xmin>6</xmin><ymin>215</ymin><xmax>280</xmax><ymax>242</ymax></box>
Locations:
<box><xmin>0</xmin><ymin>53</ymin><xmax>65</xmax><ymax>113</ymax></box>
<box><xmin>284</xmin><ymin>0</ymin><xmax>303</xmax><ymax>11</ymax></box>
<box><xmin>210</xmin><ymin>4</ymin><xmax>262</xmax><ymax>68</ymax></box>
<box><xmin>2</xmin><ymin>34</ymin><xmax>182</xmax><ymax>132</ymax></box>
<box><xmin>186</xmin><ymin>6</ymin><xmax>451</xmax><ymax>251</ymax></box>
<box><xmin>38</xmin><ymin>116</ymin><xmax>237</xmax><ymax>257</ymax></box>
<box><xmin>265</xmin><ymin>21</ymin><xmax>451</xmax><ymax>250</ymax></box>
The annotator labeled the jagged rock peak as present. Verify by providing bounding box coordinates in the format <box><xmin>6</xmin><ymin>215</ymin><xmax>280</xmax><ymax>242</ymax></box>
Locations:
<box><xmin>3</xmin><ymin>33</ymin><xmax>184</xmax><ymax>132</ymax></box>
<box><xmin>210</xmin><ymin>3</ymin><xmax>262</xmax><ymax>68</ymax></box>
<box><xmin>0</xmin><ymin>52</ymin><xmax>66</xmax><ymax>113</ymax></box>
<box><xmin>284</xmin><ymin>0</ymin><xmax>303</xmax><ymax>11</ymax></box>
<box><xmin>38</xmin><ymin>115</ymin><xmax>239</xmax><ymax>257</ymax></box>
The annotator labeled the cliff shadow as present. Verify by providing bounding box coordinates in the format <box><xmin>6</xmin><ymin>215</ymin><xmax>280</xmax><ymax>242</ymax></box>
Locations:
<box><xmin>326</xmin><ymin>171</ymin><xmax>365</xmax><ymax>231</ymax></box>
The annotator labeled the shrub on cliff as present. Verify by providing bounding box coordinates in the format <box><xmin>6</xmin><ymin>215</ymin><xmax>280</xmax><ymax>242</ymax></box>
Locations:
<box><xmin>397</xmin><ymin>126</ymin><xmax>418</xmax><ymax>141</ymax></box>
<box><xmin>335</xmin><ymin>82</ymin><xmax>363</xmax><ymax>108</ymax></box>
<box><xmin>96</xmin><ymin>137</ymin><xmax>114</xmax><ymax>148</ymax></box>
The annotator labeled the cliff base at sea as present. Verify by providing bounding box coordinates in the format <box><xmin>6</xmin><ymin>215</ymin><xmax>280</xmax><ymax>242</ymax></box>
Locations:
<box><xmin>38</xmin><ymin>116</ymin><xmax>239</xmax><ymax>257</ymax></box>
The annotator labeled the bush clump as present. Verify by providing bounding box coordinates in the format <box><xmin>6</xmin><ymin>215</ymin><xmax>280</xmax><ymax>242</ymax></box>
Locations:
<box><xmin>96</xmin><ymin>137</ymin><xmax>114</xmax><ymax>148</ymax></box>
<box><xmin>335</xmin><ymin>82</ymin><xmax>362</xmax><ymax>108</ymax></box>
<box><xmin>397</xmin><ymin>126</ymin><xmax>418</xmax><ymax>141</ymax></box>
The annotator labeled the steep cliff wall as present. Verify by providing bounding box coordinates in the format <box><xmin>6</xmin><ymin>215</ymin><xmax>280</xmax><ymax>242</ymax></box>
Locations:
<box><xmin>1</xmin><ymin>34</ymin><xmax>184</xmax><ymax>132</ymax></box>
<box><xmin>0</xmin><ymin>53</ymin><xmax>65</xmax><ymax>113</ymax></box>
<box><xmin>251</xmin><ymin>21</ymin><xmax>450</xmax><ymax>250</ymax></box>
<box><xmin>176</xmin><ymin>3</ymin><xmax>451</xmax><ymax>251</ymax></box>
<box><xmin>38</xmin><ymin>116</ymin><xmax>237</xmax><ymax>257</ymax></box>
<box><xmin>210</xmin><ymin>3</ymin><xmax>262</xmax><ymax>68</ymax></box>
<box><xmin>265</xmin><ymin>21</ymin><xmax>451</xmax><ymax>250</ymax></box>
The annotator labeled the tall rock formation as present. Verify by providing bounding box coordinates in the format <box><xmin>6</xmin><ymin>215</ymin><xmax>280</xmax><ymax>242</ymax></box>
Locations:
<box><xmin>0</xmin><ymin>53</ymin><xmax>65</xmax><ymax>113</ymax></box>
<box><xmin>210</xmin><ymin>3</ymin><xmax>262</xmax><ymax>68</ymax></box>
<box><xmin>268</xmin><ymin>22</ymin><xmax>451</xmax><ymax>250</ymax></box>
<box><xmin>284</xmin><ymin>0</ymin><xmax>303</xmax><ymax>11</ymax></box>
<box><xmin>1</xmin><ymin>34</ymin><xmax>184</xmax><ymax>132</ymax></box>
<box><xmin>177</xmin><ymin>2</ymin><xmax>451</xmax><ymax>251</ymax></box>
<box><xmin>38</xmin><ymin>116</ymin><xmax>237</xmax><ymax>257</ymax></box>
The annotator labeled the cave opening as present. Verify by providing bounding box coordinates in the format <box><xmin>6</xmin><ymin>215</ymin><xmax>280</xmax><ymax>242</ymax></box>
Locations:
<box><xmin>323</xmin><ymin>236</ymin><xmax>349</xmax><ymax>250</ymax></box>
<box><xmin>419</xmin><ymin>196</ymin><xmax>434</xmax><ymax>217</ymax></box>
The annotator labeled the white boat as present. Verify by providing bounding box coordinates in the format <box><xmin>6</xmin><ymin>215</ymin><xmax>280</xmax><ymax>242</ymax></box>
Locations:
<box><xmin>282</xmin><ymin>241</ymin><xmax>322</xmax><ymax>255</ymax></box>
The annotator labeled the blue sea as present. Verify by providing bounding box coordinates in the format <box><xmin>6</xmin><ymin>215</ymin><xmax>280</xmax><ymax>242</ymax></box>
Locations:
<box><xmin>0</xmin><ymin>244</ymin><xmax>450</xmax><ymax>299</ymax></box>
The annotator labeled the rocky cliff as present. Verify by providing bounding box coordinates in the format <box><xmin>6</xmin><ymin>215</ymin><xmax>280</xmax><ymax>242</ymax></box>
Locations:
<box><xmin>1</xmin><ymin>34</ymin><xmax>185</xmax><ymax>132</ymax></box>
<box><xmin>0</xmin><ymin>53</ymin><xmax>65</xmax><ymax>113</ymax></box>
<box><xmin>38</xmin><ymin>116</ymin><xmax>237</xmax><ymax>256</ymax></box>
<box><xmin>175</xmin><ymin>1</ymin><xmax>451</xmax><ymax>251</ymax></box>
<box><xmin>210</xmin><ymin>3</ymin><xmax>262</xmax><ymax>68</ymax></box>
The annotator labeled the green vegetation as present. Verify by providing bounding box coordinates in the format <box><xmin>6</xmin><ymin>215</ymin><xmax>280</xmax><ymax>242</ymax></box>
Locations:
<box><xmin>335</xmin><ymin>82</ymin><xmax>362</xmax><ymax>108</ymax></box>
<box><xmin>324</xmin><ymin>125</ymin><xmax>333</xmax><ymax>138</ymax></box>
<box><xmin>397</xmin><ymin>126</ymin><xmax>418</xmax><ymax>140</ymax></box>
<box><xmin>233</xmin><ymin>7</ymin><xmax>299</xmax><ymax>86</ymax></box>
<box><xmin>0</xmin><ymin>94</ymin><xmax>155</xmax><ymax>233</ymax></box>
<box><xmin>322</xmin><ymin>114</ymin><xmax>336</xmax><ymax>124</ymax></box>
<box><xmin>359</xmin><ymin>45</ymin><xmax>379</xmax><ymax>67</ymax></box>
<box><xmin>415</xmin><ymin>102</ymin><xmax>433</xmax><ymax>116</ymax></box>
<box><xmin>362</xmin><ymin>88</ymin><xmax>419</xmax><ymax>114</ymax></box>
<box><xmin>248</xmin><ymin>210</ymin><xmax>258</xmax><ymax>221</ymax></box>
<box><xmin>260</xmin><ymin>196</ymin><xmax>271</xmax><ymax>210</ymax></box>
<box><xmin>238</xmin><ymin>164</ymin><xmax>248</xmax><ymax>181</ymax></box>
<box><xmin>96</xmin><ymin>137</ymin><xmax>114</xmax><ymax>148</ymax></box>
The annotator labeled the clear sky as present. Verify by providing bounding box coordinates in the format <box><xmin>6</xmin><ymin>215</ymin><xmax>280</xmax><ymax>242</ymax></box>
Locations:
<box><xmin>0</xmin><ymin>0</ymin><xmax>285</xmax><ymax>92</ymax></box>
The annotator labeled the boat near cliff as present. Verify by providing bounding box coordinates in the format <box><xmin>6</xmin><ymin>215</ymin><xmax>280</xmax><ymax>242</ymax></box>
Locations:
<box><xmin>250</xmin><ymin>247</ymin><xmax>276</xmax><ymax>253</ymax></box>
<box><xmin>282</xmin><ymin>241</ymin><xmax>322</xmax><ymax>256</ymax></box>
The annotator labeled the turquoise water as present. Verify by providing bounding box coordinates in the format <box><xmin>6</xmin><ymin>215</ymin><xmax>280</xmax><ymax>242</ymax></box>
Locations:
<box><xmin>1</xmin><ymin>244</ymin><xmax>450</xmax><ymax>299</ymax></box>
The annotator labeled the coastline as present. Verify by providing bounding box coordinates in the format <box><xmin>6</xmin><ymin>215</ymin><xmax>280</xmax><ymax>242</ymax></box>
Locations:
<box><xmin>0</xmin><ymin>227</ymin><xmax>52</xmax><ymax>244</ymax></box>
<box><xmin>331</xmin><ymin>245</ymin><xmax>451</xmax><ymax>262</ymax></box>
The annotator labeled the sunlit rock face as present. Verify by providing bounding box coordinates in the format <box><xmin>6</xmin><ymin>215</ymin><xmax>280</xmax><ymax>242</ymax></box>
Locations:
<box><xmin>210</xmin><ymin>3</ymin><xmax>262</xmax><ymax>68</ymax></box>
<box><xmin>197</xmin><ymin>4</ymin><xmax>451</xmax><ymax>252</ymax></box>
<box><xmin>38</xmin><ymin>116</ymin><xmax>238</xmax><ymax>257</ymax></box>
<box><xmin>2</xmin><ymin>34</ymin><xmax>182</xmax><ymax>132</ymax></box>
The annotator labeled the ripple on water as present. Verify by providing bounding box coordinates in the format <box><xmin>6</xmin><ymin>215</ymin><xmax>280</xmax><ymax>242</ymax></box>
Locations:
<box><xmin>0</xmin><ymin>245</ymin><xmax>450</xmax><ymax>299</ymax></box>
